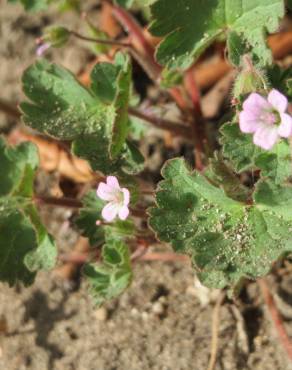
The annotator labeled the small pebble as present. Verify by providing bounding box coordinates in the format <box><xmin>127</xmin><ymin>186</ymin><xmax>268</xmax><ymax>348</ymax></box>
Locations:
<box><xmin>152</xmin><ymin>302</ymin><xmax>164</xmax><ymax>315</ymax></box>
<box><xmin>94</xmin><ymin>307</ymin><xmax>108</xmax><ymax>322</ymax></box>
<box><xmin>142</xmin><ymin>312</ymin><xmax>149</xmax><ymax>321</ymax></box>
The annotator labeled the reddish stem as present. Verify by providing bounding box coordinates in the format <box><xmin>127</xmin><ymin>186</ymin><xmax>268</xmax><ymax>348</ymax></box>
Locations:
<box><xmin>184</xmin><ymin>68</ymin><xmax>203</xmax><ymax>117</ymax></box>
<box><xmin>34</xmin><ymin>195</ymin><xmax>149</xmax><ymax>220</ymax></box>
<box><xmin>184</xmin><ymin>68</ymin><xmax>206</xmax><ymax>170</ymax></box>
<box><xmin>110</xmin><ymin>2</ymin><xmax>162</xmax><ymax>80</ymax></box>
<box><xmin>34</xmin><ymin>196</ymin><xmax>83</xmax><ymax>209</ymax></box>
<box><xmin>128</xmin><ymin>107</ymin><xmax>189</xmax><ymax>138</ymax></box>
<box><xmin>169</xmin><ymin>87</ymin><xmax>191</xmax><ymax>112</ymax></box>
<box><xmin>258</xmin><ymin>278</ymin><xmax>292</xmax><ymax>362</ymax></box>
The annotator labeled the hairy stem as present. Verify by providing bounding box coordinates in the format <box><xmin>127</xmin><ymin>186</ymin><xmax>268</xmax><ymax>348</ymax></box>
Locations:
<box><xmin>108</xmin><ymin>2</ymin><xmax>162</xmax><ymax>80</ymax></box>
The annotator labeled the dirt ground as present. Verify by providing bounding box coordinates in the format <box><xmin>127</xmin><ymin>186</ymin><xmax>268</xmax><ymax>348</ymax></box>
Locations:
<box><xmin>1</xmin><ymin>2</ymin><xmax>292</xmax><ymax>370</ymax></box>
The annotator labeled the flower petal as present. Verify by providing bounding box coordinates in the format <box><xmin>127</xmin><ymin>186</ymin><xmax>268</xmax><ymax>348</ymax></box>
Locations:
<box><xmin>122</xmin><ymin>188</ymin><xmax>130</xmax><ymax>206</ymax></box>
<box><xmin>97</xmin><ymin>182</ymin><xmax>116</xmax><ymax>201</ymax></box>
<box><xmin>102</xmin><ymin>202</ymin><xmax>119</xmax><ymax>222</ymax></box>
<box><xmin>243</xmin><ymin>93</ymin><xmax>270</xmax><ymax>114</ymax></box>
<box><xmin>268</xmin><ymin>89</ymin><xmax>288</xmax><ymax>113</ymax></box>
<box><xmin>253</xmin><ymin>125</ymin><xmax>279</xmax><ymax>150</ymax></box>
<box><xmin>106</xmin><ymin>176</ymin><xmax>120</xmax><ymax>189</ymax></box>
<box><xmin>118</xmin><ymin>205</ymin><xmax>129</xmax><ymax>220</ymax></box>
<box><xmin>36</xmin><ymin>42</ymin><xmax>51</xmax><ymax>57</ymax></box>
<box><xmin>239</xmin><ymin>111</ymin><xmax>260</xmax><ymax>133</ymax></box>
<box><xmin>278</xmin><ymin>113</ymin><xmax>292</xmax><ymax>138</ymax></box>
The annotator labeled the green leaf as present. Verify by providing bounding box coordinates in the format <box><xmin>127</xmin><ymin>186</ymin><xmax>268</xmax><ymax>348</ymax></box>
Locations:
<box><xmin>8</xmin><ymin>0</ymin><xmax>49</xmax><ymax>11</ymax></box>
<box><xmin>149</xmin><ymin>158</ymin><xmax>292</xmax><ymax>290</ymax></box>
<box><xmin>220</xmin><ymin>121</ymin><xmax>262</xmax><ymax>173</ymax></box>
<box><xmin>160</xmin><ymin>68</ymin><xmax>183</xmax><ymax>88</ymax></box>
<box><xmin>111</xmin><ymin>54</ymin><xmax>132</xmax><ymax>157</ymax></box>
<box><xmin>104</xmin><ymin>220</ymin><xmax>135</xmax><ymax>244</ymax></box>
<box><xmin>0</xmin><ymin>205</ymin><xmax>36</xmax><ymax>286</ymax></box>
<box><xmin>20</xmin><ymin>58</ymin><xmax>143</xmax><ymax>176</ymax></box>
<box><xmin>75</xmin><ymin>191</ymin><xmax>105</xmax><ymax>246</ymax></box>
<box><xmin>0</xmin><ymin>138</ymin><xmax>38</xmax><ymax>197</ymax></box>
<box><xmin>91</xmin><ymin>63</ymin><xmax>120</xmax><ymax>104</ymax></box>
<box><xmin>220</xmin><ymin>122</ymin><xmax>292</xmax><ymax>184</ymax></box>
<box><xmin>150</xmin><ymin>0</ymin><xmax>284</xmax><ymax>68</ymax></box>
<box><xmin>205</xmin><ymin>153</ymin><xmax>250</xmax><ymax>202</ymax></box>
<box><xmin>23</xmin><ymin>205</ymin><xmax>57</xmax><ymax>272</ymax></box>
<box><xmin>267</xmin><ymin>65</ymin><xmax>292</xmax><ymax>98</ymax></box>
<box><xmin>0</xmin><ymin>138</ymin><xmax>57</xmax><ymax>285</ymax></box>
<box><xmin>114</xmin><ymin>0</ymin><xmax>155</xmax><ymax>8</ymax></box>
<box><xmin>254</xmin><ymin>140</ymin><xmax>292</xmax><ymax>184</ymax></box>
<box><xmin>114</xmin><ymin>0</ymin><xmax>134</xmax><ymax>7</ymax></box>
<box><xmin>254</xmin><ymin>180</ymin><xmax>292</xmax><ymax>221</ymax></box>
<box><xmin>84</xmin><ymin>240</ymin><xmax>132</xmax><ymax>306</ymax></box>
<box><xmin>227</xmin><ymin>31</ymin><xmax>249</xmax><ymax>67</ymax></box>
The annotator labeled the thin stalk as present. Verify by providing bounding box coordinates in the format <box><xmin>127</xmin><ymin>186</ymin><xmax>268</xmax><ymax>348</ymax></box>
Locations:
<box><xmin>128</xmin><ymin>107</ymin><xmax>190</xmax><ymax>138</ymax></box>
<box><xmin>70</xmin><ymin>30</ymin><xmax>132</xmax><ymax>48</ymax></box>
<box><xmin>34</xmin><ymin>196</ymin><xmax>83</xmax><ymax>209</ymax></box>
<box><xmin>34</xmin><ymin>195</ymin><xmax>149</xmax><ymax>220</ymax></box>
<box><xmin>184</xmin><ymin>67</ymin><xmax>207</xmax><ymax>170</ymax></box>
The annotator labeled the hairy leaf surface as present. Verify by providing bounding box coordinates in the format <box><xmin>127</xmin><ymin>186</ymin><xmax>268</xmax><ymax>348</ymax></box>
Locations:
<box><xmin>0</xmin><ymin>138</ymin><xmax>57</xmax><ymax>285</ymax></box>
<box><xmin>150</xmin><ymin>0</ymin><xmax>284</xmax><ymax>68</ymax></box>
<box><xmin>21</xmin><ymin>58</ymin><xmax>143</xmax><ymax>175</ymax></box>
<box><xmin>84</xmin><ymin>240</ymin><xmax>132</xmax><ymax>306</ymax></box>
<box><xmin>149</xmin><ymin>158</ymin><xmax>292</xmax><ymax>290</ymax></box>
<box><xmin>220</xmin><ymin>122</ymin><xmax>291</xmax><ymax>184</ymax></box>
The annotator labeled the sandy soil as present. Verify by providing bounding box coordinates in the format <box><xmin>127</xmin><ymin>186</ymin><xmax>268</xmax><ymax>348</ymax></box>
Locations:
<box><xmin>1</xmin><ymin>3</ymin><xmax>292</xmax><ymax>370</ymax></box>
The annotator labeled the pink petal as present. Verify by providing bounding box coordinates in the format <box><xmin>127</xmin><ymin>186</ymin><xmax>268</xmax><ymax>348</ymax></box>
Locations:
<box><xmin>118</xmin><ymin>205</ymin><xmax>129</xmax><ymax>220</ymax></box>
<box><xmin>239</xmin><ymin>111</ymin><xmax>260</xmax><ymax>133</ymax></box>
<box><xmin>102</xmin><ymin>202</ymin><xmax>119</xmax><ymax>222</ymax></box>
<box><xmin>243</xmin><ymin>93</ymin><xmax>270</xmax><ymax>114</ymax></box>
<box><xmin>36</xmin><ymin>42</ymin><xmax>51</xmax><ymax>57</ymax></box>
<box><xmin>253</xmin><ymin>125</ymin><xmax>279</xmax><ymax>150</ymax></box>
<box><xmin>278</xmin><ymin>113</ymin><xmax>292</xmax><ymax>137</ymax></box>
<box><xmin>97</xmin><ymin>182</ymin><xmax>116</xmax><ymax>201</ymax></box>
<box><xmin>122</xmin><ymin>188</ymin><xmax>130</xmax><ymax>206</ymax></box>
<box><xmin>268</xmin><ymin>89</ymin><xmax>288</xmax><ymax>113</ymax></box>
<box><xmin>106</xmin><ymin>176</ymin><xmax>120</xmax><ymax>189</ymax></box>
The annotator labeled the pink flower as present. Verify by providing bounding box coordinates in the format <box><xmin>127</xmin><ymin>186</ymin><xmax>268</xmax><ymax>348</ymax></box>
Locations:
<box><xmin>239</xmin><ymin>89</ymin><xmax>292</xmax><ymax>150</ymax></box>
<box><xmin>97</xmin><ymin>176</ymin><xmax>130</xmax><ymax>222</ymax></box>
<box><xmin>36</xmin><ymin>42</ymin><xmax>51</xmax><ymax>57</ymax></box>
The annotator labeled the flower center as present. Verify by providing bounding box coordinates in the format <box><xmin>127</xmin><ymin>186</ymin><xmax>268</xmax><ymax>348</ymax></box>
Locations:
<box><xmin>113</xmin><ymin>190</ymin><xmax>124</xmax><ymax>204</ymax></box>
<box><xmin>260</xmin><ymin>110</ymin><xmax>277</xmax><ymax>125</ymax></box>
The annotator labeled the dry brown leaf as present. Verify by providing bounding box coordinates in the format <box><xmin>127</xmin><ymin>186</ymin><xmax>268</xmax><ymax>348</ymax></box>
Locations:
<box><xmin>8</xmin><ymin>129</ymin><xmax>97</xmax><ymax>183</ymax></box>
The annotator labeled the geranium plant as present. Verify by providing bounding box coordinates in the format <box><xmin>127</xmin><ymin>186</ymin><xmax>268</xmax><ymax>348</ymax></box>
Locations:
<box><xmin>2</xmin><ymin>0</ymin><xmax>292</xmax><ymax>321</ymax></box>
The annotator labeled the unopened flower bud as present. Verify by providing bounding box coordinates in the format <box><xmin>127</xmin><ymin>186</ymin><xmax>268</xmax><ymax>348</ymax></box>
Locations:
<box><xmin>43</xmin><ymin>26</ymin><xmax>70</xmax><ymax>48</ymax></box>
<box><xmin>233</xmin><ymin>55</ymin><xmax>268</xmax><ymax>98</ymax></box>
